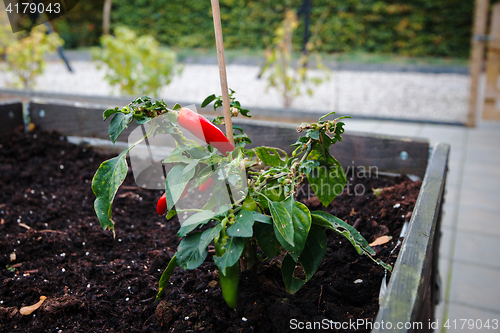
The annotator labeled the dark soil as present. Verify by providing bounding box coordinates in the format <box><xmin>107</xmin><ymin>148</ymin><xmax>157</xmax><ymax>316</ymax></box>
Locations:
<box><xmin>0</xmin><ymin>128</ymin><xmax>421</xmax><ymax>333</ymax></box>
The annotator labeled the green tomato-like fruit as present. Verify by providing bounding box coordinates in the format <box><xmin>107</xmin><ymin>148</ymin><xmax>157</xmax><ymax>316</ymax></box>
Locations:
<box><xmin>242</xmin><ymin>196</ymin><xmax>257</xmax><ymax>211</ymax></box>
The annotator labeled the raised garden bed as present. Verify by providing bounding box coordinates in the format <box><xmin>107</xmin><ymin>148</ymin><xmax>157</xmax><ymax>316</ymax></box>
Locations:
<box><xmin>0</xmin><ymin>100</ymin><xmax>449</xmax><ymax>332</ymax></box>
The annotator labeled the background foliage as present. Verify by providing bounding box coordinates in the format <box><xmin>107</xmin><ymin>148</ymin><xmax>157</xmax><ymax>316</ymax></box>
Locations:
<box><xmin>53</xmin><ymin>0</ymin><xmax>105</xmax><ymax>49</ymax></box>
<box><xmin>92</xmin><ymin>26</ymin><xmax>178</xmax><ymax>96</ymax></box>
<box><xmin>4</xmin><ymin>25</ymin><xmax>63</xmax><ymax>89</ymax></box>
<box><xmin>54</xmin><ymin>0</ymin><xmax>474</xmax><ymax>58</ymax></box>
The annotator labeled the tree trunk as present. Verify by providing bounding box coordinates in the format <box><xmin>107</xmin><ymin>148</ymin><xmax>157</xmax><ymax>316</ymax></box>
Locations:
<box><xmin>103</xmin><ymin>0</ymin><xmax>113</xmax><ymax>35</ymax></box>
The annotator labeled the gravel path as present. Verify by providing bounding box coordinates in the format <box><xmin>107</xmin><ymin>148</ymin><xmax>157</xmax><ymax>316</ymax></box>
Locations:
<box><xmin>0</xmin><ymin>60</ymin><xmax>470</xmax><ymax>123</ymax></box>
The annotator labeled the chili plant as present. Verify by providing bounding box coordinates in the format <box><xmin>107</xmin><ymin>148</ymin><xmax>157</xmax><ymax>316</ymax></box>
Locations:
<box><xmin>92</xmin><ymin>94</ymin><xmax>390</xmax><ymax>309</ymax></box>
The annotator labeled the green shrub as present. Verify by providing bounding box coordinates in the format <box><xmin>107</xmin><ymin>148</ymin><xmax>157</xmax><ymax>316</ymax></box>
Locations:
<box><xmin>52</xmin><ymin>0</ymin><xmax>474</xmax><ymax>58</ymax></box>
<box><xmin>109</xmin><ymin>0</ymin><xmax>473</xmax><ymax>58</ymax></box>
<box><xmin>259</xmin><ymin>10</ymin><xmax>329</xmax><ymax>107</ymax></box>
<box><xmin>93</xmin><ymin>26</ymin><xmax>179</xmax><ymax>96</ymax></box>
<box><xmin>4</xmin><ymin>25</ymin><xmax>63</xmax><ymax>89</ymax></box>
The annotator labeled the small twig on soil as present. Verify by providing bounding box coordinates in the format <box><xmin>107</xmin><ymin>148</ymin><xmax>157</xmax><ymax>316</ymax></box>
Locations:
<box><xmin>141</xmin><ymin>314</ymin><xmax>155</xmax><ymax>332</ymax></box>
<box><xmin>18</xmin><ymin>221</ymin><xmax>66</xmax><ymax>234</ymax></box>
<box><xmin>37</xmin><ymin>229</ymin><xmax>67</xmax><ymax>234</ymax></box>
<box><xmin>18</xmin><ymin>222</ymin><xmax>31</xmax><ymax>230</ymax></box>
<box><xmin>318</xmin><ymin>285</ymin><xmax>323</xmax><ymax>308</ymax></box>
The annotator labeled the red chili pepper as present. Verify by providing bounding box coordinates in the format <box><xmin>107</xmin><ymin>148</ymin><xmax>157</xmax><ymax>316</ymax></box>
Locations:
<box><xmin>157</xmin><ymin>193</ymin><xmax>167</xmax><ymax>215</ymax></box>
<box><xmin>198</xmin><ymin>177</ymin><xmax>215</xmax><ymax>192</ymax></box>
<box><xmin>157</xmin><ymin>187</ymin><xmax>189</xmax><ymax>215</ymax></box>
<box><xmin>177</xmin><ymin>108</ymin><xmax>234</xmax><ymax>155</ymax></box>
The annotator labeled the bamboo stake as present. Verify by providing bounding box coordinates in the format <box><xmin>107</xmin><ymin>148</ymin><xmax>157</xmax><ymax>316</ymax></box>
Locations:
<box><xmin>467</xmin><ymin>0</ymin><xmax>489</xmax><ymax>127</ymax></box>
<box><xmin>210</xmin><ymin>0</ymin><xmax>235</xmax><ymax>145</ymax></box>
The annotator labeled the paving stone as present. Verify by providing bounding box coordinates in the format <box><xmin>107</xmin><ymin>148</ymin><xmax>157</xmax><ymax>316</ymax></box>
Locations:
<box><xmin>446</xmin><ymin>302</ymin><xmax>500</xmax><ymax>332</ymax></box>
<box><xmin>463</xmin><ymin>161</ymin><xmax>500</xmax><ymax>179</ymax></box>
<box><xmin>467</xmin><ymin>131</ymin><xmax>500</xmax><ymax>150</ymax></box>
<box><xmin>446</xmin><ymin>160</ymin><xmax>462</xmax><ymax>188</ymax></box>
<box><xmin>371</xmin><ymin>121</ymin><xmax>423</xmax><ymax>137</ymax></box>
<box><xmin>343</xmin><ymin>119</ymin><xmax>381</xmax><ymax>133</ymax></box>
<box><xmin>441</xmin><ymin>203</ymin><xmax>456</xmax><ymax>229</ymax></box>
<box><xmin>419</xmin><ymin>125</ymin><xmax>467</xmax><ymax>151</ymax></box>
<box><xmin>465</xmin><ymin>145</ymin><xmax>500</xmax><ymax>165</ymax></box>
<box><xmin>458</xmin><ymin>178</ymin><xmax>500</xmax><ymax>211</ymax></box>
<box><xmin>443</xmin><ymin>185</ymin><xmax>459</xmax><ymax>206</ymax></box>
<box><xmin>456</xmin><ymin>204</ymin><xmax>500</xmax><ymax>236</ymax></box>
<box><xmin>438</xmin><ymin>256</ymin><xmax>452</xmax><ymax>304</ymax></box>
<box><xmin>439</xmin><ymin>226</ymin><xmax>455</xmax><ymax>259</ymax></box>
<box><xmin>454</xmin><ymin>231</ymin><xmax>500</xmax><ymax>269</ymax></box>
<box><xmin>0</xmin><ymin>61</ymin><xmax>470</xmax><ymax>123</ymax></box>
<box><xmin>450</xmin><ymin>262</ymin><xmax>500</xmax><ymax>313</ymax></box>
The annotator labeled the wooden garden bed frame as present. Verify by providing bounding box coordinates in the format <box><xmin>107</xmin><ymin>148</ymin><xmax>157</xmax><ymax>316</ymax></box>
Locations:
<box><xmin>1</xmin><ymin>99</ymin><xmax>449</xmax><ymax>333</ymax></box>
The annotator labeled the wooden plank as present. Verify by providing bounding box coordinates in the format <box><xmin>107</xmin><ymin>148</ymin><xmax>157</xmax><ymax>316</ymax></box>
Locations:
<box><xmin>29</xmin><ymin>99</ymin><xmax>430</xmax><ymax>178</ymax></box>
<box><xmin>0</xmin><ymin>100</ymin><xmax>24</xmax><ymax>134</ymax></box>
<box><xmin>233</xmin><ymin>119</ymin><xmax>430</xmax><ymax>179</ymax></box>
<box><xmin>373</xmin><ymin>143</ymin><xmax>449</xmax><ymax>333</ymax></box>
<box><xmin>29</xmin><ymin>99</ymin><xmax>140</xmax><ymax>142</ymax></box>
<box><xmin>468</xmin><ymin>0</ymin><xmax>490</xmax><ymax>126</ymax></box>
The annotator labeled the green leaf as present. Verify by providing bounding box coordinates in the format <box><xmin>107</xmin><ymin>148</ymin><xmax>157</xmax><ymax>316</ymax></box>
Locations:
<box><xmin>311</xmin><ymin>211</ymin><xmax>373</xmax><ymax>255</ymax></box>
<box><xmin>155</xmin><ymin>254</ymin><xmax>177</xmax><ymax>301</ymax></box>
<box><xmin>177</xmin><ymin>232</ymin><xmax>208</xmax><ymax>270</ymax></box>
<box><xmin>254</xmin><ymin>223</ymin><xmax>281</xmax><ymax>259</ymax></box>
<box><xmin>281</xmin><ymin>255</ymin><xmax>306</xmax><ymax>294</ymax></box>
<box><xmin>296</xmin><ymin>224</ymin><xmax>327</xmax><ymax>281</ymax></box>
<box><xmin>239</xmin><ymin>108</ymin><xmax>251</xmax><ymax>118</ymax></box>
<box><xmin>319</xmin><ymin>111</ymin><xmax>336</xmax><ymax>121</ymax></box>
<box><xmin>311</xmin><ymin>211</ymin><xmax>390</xmax><ymax>271</ymax></box>
<box><xmin>198</xmin><ymin>224</ymin><xmax>222</xmax><ymax>255</ymax></box>
<box><xmin>172</xmin><ymin>103</ymin><xmax>181</xmax><ymax>110</ymax></box>
<box><xmin>254</xmin><ymin>146</ymin><xmax>288</xmax><ymax>167</ymax></box>
<box><xmin>273</xmin><ymin>198</ymin><xmax>312</xmax><ymax>261</ymax></box>
<box><xmin>306</xmin><ymin>147</ymin><xmax>346</xmax><ymax>206</ymax></box>
<box><xmin>201</xmin><ymin>94</ymin><xmax>217</xmax><ymax>108</ymax></box>
<box><xmin>92</xmin><ymin>150</ymin><xmax>128</xmax><ymax>231</ymax></box>
<box><xmin>309</xmin><ymin>129</ymin><xmax>320</xmax><ymax>140</ymax></box>
<box><xmin>165</xmin><ymin>160</ymin><xmax>198</xmax><ymax>211</ymax></box>
<box><xmin>214</xmin><ymin>237</ymin><xmax>245</xmax><ymax>276</ymax></box>
<box><xmin>281</xmin><ymin>224</ymin><xmax>327</xmax><ymax>294</ymax></box>
<box><xmin>103</xmin><ymin>107</ymin><xmax>119</xmax><ymax>120</ymax></box>
<box><xmin>177</xmin><ymin>210</ymin><xmax>215</xmax><ymax>237</ymax></box>
<box><xmin>250</xmin><ymin>211</ymin><xmax>272</xmax><ymax>224</ymax></box>
<box><xmin>109</xmin><ymin>112</ymin><xmax>133</xmax><ymax>143</ymax></box>
<box><xmin>164</xmin><ymin>145</ymin><xmax>209</xmax><ymax>164</ymax></box>
<box><xmin>135</xmin><ymin>115</ymin><xmax>154</xmax><ymax>125</ymax></box>
<box><xmin>163</xmin><ymin>147</ymin><xmax>195</xmax><ymax>164</ymax></box>
<box><xmin>166</xmin><ymin>209</ymin><xmax>177</xmax><ymax>220</ymax></box>
<box><xmin>227</xmin><ymin>210</ymin><xmax>254</xmax><ymax>237</ymax></box>
<box><xmin>269</xmin><ymin>199</ymin><xmax>294</xmax><ymax>247</ymax></box>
